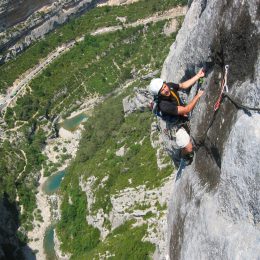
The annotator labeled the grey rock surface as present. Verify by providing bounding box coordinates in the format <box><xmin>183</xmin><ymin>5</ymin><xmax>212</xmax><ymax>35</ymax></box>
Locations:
<box><xmin>0</xmin><ymin>196</ymin><xmax>33</xmax><ymax>259</ymax></box>
<box><xmin>123</xmin><ymin>87</ymin><xmax>152</xmax><ymax>116</ymax></box>
<box><xmin>161</xmin><ymin>0</ymin><xmax>260</xmax><ymax>259</ymax></box>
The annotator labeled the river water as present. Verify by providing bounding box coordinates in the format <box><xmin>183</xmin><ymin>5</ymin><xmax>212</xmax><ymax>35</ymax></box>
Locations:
<box><xmin>60</xmin><ymin>113</ymin><xmax>87</xmax><ymax>131</ymax></box>
<box><xmin>42</xmin><ymin>170</ymin><xmax>65</xmax><ymax>259</ymax></box>
<box><xmin>43</xmin><ymin>226</ymin><xmax>57</xmax><ymax>260</ymax></box>
<box><xmin>42</xmin><ymin>113</ymin><xmax>87</xmax><ymax>258</ymax></box>
<box><xmin>43</xmin><ymin>170</ymin><xmax>65</xmax><ymax>195</ymax></box>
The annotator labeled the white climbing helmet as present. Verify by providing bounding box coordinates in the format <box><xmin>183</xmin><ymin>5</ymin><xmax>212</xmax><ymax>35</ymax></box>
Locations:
<box><xmin>149</xmin><ymin>78</ymin><xmax>164</xmax><ymax>95</ymax></box>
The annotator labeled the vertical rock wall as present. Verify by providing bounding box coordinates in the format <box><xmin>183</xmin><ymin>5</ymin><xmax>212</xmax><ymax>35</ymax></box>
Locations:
<box><xmin>161</xmin><ymin>0</ymin><xmax>260</xmax><ymax>259</ymax></box>
<box><xmin>0</xmin><ymin>196</ymin><xmax>34</xmax><ymax>259</ymax></box>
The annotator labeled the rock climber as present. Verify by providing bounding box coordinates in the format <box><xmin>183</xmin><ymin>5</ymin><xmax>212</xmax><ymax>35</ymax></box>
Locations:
<box><xmin>149</xmin><ymin>68</ymin><xmax>205</xmax><ymax>164</ymax></box>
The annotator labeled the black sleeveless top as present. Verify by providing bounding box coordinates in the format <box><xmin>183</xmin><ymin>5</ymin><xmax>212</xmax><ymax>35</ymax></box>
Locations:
<box><xmin>158</xmin><ymin>82</ymin><xmax>184</xmax><ymax>117</ymax></box>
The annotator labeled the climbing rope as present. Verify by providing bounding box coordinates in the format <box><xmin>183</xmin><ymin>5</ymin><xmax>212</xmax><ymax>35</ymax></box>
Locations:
<box><xmin>213</xmin><ymin>64</ymin><xmax>260</xmax><ymax>112</ymax></box>
<box><xmin>192</xmin><ymin>65</ymin><xmax>229</xmax><ymax>147</ymax></box>
<box><xmin>193</xmin><ymin>65</ymin><xmax>260</xmax><ymax>149</ymax></box>
<box><xmin>153</xmin><ymin>65</ymin><xmax>260</xmax><ymax>151</ymax></box>
<box><xmin>223</xmin><ymin>92</ymin><xmax>260</xmax><ymax>111</ymax></box>
<box><xmin>192</xmin><ymin>110</ymin><xmax>218</xmax><ymax>149</ymax></box>
<box><xmin>214</xmin><ymin>65</ymin><xmax>229</xmax><ymax>111</ymax></box>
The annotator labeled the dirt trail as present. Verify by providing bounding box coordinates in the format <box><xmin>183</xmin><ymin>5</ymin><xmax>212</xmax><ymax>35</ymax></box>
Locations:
<box><xmin>17</xmin><ymin>149</ymin><xmax>27</xmax><ymax>179</ymax></box>
<box><xmin>91</xmin><ymin>6</ymin><xmax>187</xmax><ymax>36</ymax></box>
<box><xmin>1</xmin><ymin>6</ymin><xmax>187</xmax><ymax>113</ymax></box>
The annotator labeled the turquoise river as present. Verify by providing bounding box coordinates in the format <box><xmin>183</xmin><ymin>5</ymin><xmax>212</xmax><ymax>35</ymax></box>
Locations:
<box><xmin>60</xmin><ymin>113</ymin><xmax>87</xmax><ymax>131</ymax></box>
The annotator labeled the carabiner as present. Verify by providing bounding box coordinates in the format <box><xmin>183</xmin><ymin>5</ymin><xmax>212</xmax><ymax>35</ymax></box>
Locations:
<box><xmin>224</xmin><ymin>65</ymin><xmax>229</xmax><ymax>92</ymax></box>
<box><xmin>225</xmin><ymin>65</ymin><xmax>229</xmax><ymax>71</ymax></box>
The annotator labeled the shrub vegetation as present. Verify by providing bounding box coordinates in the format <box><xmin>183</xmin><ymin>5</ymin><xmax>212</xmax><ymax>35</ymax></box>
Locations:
<box><xmin>0</xmin><ymin>0</ymin><xmax>186</xmax><ymax>253</ymax></box>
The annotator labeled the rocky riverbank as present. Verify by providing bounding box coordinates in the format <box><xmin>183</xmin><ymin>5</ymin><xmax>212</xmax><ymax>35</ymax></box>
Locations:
<box><xmin>24</xmin><ymin>170</ymin><xmax>51</xmax><ymax>260</ymax></box>
<box><xmin>23</xmin><ymin>93</ymin><xmax>102</xmax><ymax>259</ymax></box>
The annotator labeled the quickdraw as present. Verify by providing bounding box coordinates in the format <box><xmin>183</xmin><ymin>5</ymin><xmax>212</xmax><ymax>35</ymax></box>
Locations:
<box><xmin>214</xmin><ymin>65</ymin><xmax>229</xmax><ymax>111</ymax></box>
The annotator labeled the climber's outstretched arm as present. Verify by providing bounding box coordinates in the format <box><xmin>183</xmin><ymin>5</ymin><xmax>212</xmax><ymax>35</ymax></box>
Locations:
<box><xmin>179</xmin><ymin>68</ymin><xmax>205</xmax><ymax>90</ymax></box>
<box><xmin>177</xmin><ymin>90</ymin><xmax>204</xmax><ymax>115</ymax></box>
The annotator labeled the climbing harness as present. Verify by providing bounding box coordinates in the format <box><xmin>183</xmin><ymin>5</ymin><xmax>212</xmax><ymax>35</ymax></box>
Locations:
<box><xmin>164</xmin><ymin>119</ymin><xmax>190</xmax><ymax>141</ymax></box>
<box><xmin>214</xmin><ymin>65</ymin><xmax>229</xmax><ymax>111</ymax></box>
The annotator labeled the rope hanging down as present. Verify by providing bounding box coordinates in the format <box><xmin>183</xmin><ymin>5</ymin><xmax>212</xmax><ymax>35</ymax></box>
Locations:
<box><xmin>214</xmin><ymin>65</ymin><xmax>229</xmax><ymax>111</ymax></box>
<box><xmin>193</xmin><ymin>65</ymin><xmax>230</xmax><ymax>146</ymax></box>
<box><xmin>193</xmin><ymin>65</ymin><xmax>260</xmax><ymax>148</ymax></box>
<box><xmin>214</xmin><ymin>64</ymin><xmax>260</xmax><ymax>112</ymax></box>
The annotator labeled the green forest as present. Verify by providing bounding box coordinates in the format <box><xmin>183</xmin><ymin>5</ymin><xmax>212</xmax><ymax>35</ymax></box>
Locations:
<box><xmin>57</xmin><ymin>88</ymin><xmax>172</xmax><ymax>258</ymax></box>
<box><xmin>0</xmin><ymin>0</ymin><xmax>187</xmax><ymax>257</ymax></box>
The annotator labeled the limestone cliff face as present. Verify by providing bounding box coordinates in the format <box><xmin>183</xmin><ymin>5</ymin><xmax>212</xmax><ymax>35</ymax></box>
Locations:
<box><xmin>161</xmin><ymin>0</ymin><xmax>260</xmax><ymax>259</ymax></box>
<box><xmin>0</xmin><ymin>0</ymin><xmax>97</xmax><ymax>63</ymax></box>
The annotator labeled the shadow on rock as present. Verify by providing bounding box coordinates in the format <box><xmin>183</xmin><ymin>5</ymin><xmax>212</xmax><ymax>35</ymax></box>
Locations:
<box><xmin>0</xmin><ymin>194</ymin><xmax>36</xmax><ymax>260</ymax></box>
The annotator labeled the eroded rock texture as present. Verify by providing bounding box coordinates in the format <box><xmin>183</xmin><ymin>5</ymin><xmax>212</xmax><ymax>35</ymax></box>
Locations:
<box><xmin>162</xmin><ymin>0</ymin><xmax>260</xmax><ymax>259</ymax></box>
